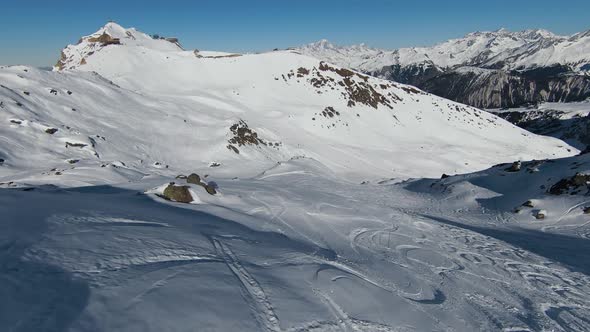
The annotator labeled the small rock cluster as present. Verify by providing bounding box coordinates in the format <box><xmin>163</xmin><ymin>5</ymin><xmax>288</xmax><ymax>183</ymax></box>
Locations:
<box><xmin>161</xmin><ymin>173</ymin><xmax>218</xmax><ymax>203</ymax></box>
<box><xmin>548</xmin><ymin>173</ymin><xmax>590</xmax><ymax>195</ymax></box>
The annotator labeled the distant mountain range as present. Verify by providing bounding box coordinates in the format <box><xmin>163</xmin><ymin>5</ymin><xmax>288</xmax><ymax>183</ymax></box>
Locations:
<box><xmin>297</xmin><ymin>29</ymin><xmax>590</xmax><ymax>108</ymax></box>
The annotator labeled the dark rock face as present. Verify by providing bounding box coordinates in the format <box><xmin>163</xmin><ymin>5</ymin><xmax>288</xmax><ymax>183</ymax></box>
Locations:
<box><xmin>494</xmin><ymin>109</ymin><xmax>590</xmax><ymax>150</ymax></box>
<box><xmin>371</xmin><ymin>63</ymin><xmax>444</xmax><ymax>88</ymax></box>
<box><xmin>549</xmin><ymin>173</ymin><xmax>590</xmax><ymax>195</ymax></box>
<box><xmin>368</xmin><ymin>64</ymin><xmax>590</xmax><ymax>109</ymax></box>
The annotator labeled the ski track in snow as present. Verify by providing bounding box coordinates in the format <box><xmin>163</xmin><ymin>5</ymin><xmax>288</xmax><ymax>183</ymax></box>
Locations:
<box><xmin>212</xmin><ymin>237</ymin><xmax>282</xmax><ymax>332</ymax></box>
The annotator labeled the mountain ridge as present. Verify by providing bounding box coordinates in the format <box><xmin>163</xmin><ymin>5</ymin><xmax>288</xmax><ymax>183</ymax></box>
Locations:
<box><xmin>297</xmin><ymin>28</ymin><xmax>590</xmax><ymax>108</ymax></box>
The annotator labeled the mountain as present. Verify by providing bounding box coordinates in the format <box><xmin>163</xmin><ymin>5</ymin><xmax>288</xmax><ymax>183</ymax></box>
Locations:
<box><xmin>489</xmin><ymin>101</ymin><xmax>590</xmax><ymax>150</ymax></box>
<box><xmin>0</xmin><ymin>22</ymin><xmax>570</xmax><ymax>183</ymax></box>
<box><xmin>2</xmin><ymin>23</ymin><xmax>590</xmax><ymax>331</ymax></box>
<box><xmin>297</xmin><ymin>29</ymin><xmax>590</xmax><ymax>108</ymax></box>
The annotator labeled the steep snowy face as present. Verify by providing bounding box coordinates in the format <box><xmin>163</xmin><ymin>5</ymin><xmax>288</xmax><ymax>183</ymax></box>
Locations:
<box><xmin>1</xmin><ymin>23</ymin><xmax>573</xmax><ymax>182</ymax></box>
<box><xmin>298</xmin><ymin>28</ymin><xmax>590</xmax><ymax>72</ymax></box>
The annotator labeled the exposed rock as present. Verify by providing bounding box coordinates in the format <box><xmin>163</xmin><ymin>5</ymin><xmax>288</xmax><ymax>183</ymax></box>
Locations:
<box><xmin>209</xmin><ymin>162</ymin><xmax>221</xmax><ymax>167</ymax></box>
<box><xmin>228</xmin><ymin>120</ymin><xmax>265</xmax><ymax>146</ymax></box>
<box><xmin>321</xmin><ymin>107</ymin><xmax>340</xmax><ymax>118</ymax></box>
<box><xmin>55</xmin><ymin>51</ymin><xmax>67</xmax><ymax>70</ymax></box>
<box><xmin>441</xmin><ymin>174</ymin><xmax>451</xmax><ymax>179</ymax></box>
<box><xmin>505</xmin><ymin>161</ymin><xmax>522</xmax><ymax>172</ymax></box>
<box><xmin>495</xmin><ymin>109</ymin><xmax>590</xmax><ymax>150</ymax></box>
<box><xmin>285</xmin><ymin>62</ymin><xmax>400</xmax><ymax>109</ymax></box>
<box><xmin>522</xmin><ymin>200</ymin><xmax>534</xmax><ymax>208</ymax></box>
<box><xmin>187</xmin><ymin>173</ymin><xmax>201</xmax><ymax>185</ymax></box>
<box><xmin>583</xmin><ymin>207</ymin><xmax>590</xmax><ymax>214</ymax></box>
<box><xmin>371</xmin><ymin>63</ymin><xmax>590</xmax><ymax>109</ymax></box>
<box><xmin>535</xmin><ymin>210</ymin><xmax>547</xmax><ymax>220</ymax></box>
<box><xmin>162</xmin><ymin>183</ymin><xmax>193</xmax><ymax>203</ymax></box>
<box><xmin>65</xmin><ymin>142</ymin><xmax>87</xmax><ymax>148</ymax></box>
<box><xmin>227</xmin><ymin>144</ymin><xmax>239</xmax><ymax>154</ymax></box>
<box><xmin>87</xmin><ymin>33</ymin><xmax>121</xmax><ymax>46</ymax></box>
<box><xmin>549</xmin><ymin>173</ymin><xmax>590</xmax><ymax>195</ymax></box>
<box><xmin>45</xmin><ymin>128</ymin><xmax>58</xmax><ymax>134</ymax></box>
<box><xmin>203</xmin><ymin>184</ymin><xmax>217</xmax><ymax>195</ymax></box>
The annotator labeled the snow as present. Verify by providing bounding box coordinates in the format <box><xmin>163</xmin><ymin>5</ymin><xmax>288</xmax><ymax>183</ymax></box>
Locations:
<box><xmin>4</xmin><ymin>156</ymin><xmax>590</xmax><ymax>331</ymax></box>
<box><xmin>488</xmin><ymin>101</ymin><xmax>590</xmax><ymax>149</ymax></box>
<box><xmin>297</xmin><ymin>28</ymin><xmax>590</xmax><ymax>73</ymax></box>
<box><xmin>1</xmin><ymin>23</ymin><xmax>589</xmax><ymax>331</ymax></box>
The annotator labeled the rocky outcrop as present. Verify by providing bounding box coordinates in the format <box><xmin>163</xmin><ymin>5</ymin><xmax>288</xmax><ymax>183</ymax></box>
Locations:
<box><xmin>493</xmin><ymin>108</ymin><xmax>590</xmax><ymax>149</ymax></box>
<box><xmin>162</xmin><ymin>183</ymin><xmax>193</xmax><ymax>203</ymax></box>
<box><xmin>549</xmin><ymin>173</ymin><xmax>590</xmax><ymax>195</ymax></box>
<box><xmin>373</xmin><ymin>65</ymin><xmax>590</xmax><ymax>109</ymax></box>
<box><xmin>370</xmin><ymin>63</ymin><xmax>445</xmax><ymax>88</ymax></box>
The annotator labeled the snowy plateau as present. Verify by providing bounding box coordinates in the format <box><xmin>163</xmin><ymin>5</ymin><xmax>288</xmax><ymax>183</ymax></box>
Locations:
<box><xmin>1</xmin><ymin>23</ymin><xmax>590</xmax><ymax>331</ymax></box>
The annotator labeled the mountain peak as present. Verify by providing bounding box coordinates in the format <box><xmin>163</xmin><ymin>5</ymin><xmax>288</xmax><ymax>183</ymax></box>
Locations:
<box><xmin>54</xmin><ymin>22</ymin><xmax>182</xmax><ymax>71</ymax></box>
<box><xmin>99</xmin><ymin>21</ymin><xmax>128</xmax><ymax>36</ymax></box>
<box><xmin>307</xmin><ymin>39</ymin><xmax>337</xmax><ymax>50</ymax></box>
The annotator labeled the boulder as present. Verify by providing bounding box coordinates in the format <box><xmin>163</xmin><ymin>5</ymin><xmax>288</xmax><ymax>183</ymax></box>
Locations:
<box><xmin>162</xmin><ymin>183</ymin><xmax>193</xmax><ymax>203</ymax></box>
<box><xmin>535</xmin><ymin>210</ymin><xmax>547</xmax><ymax>220</ymax></box>
<box><xmin>187</xmin><ymin>173</ymin><xmax>201</xmax><ymax>184</ymax></box>
<box><xmin>505</xmin><ymin>161</ymin><xmax>521</xmax><ymax>172</ymax></box>
<box><xmin>203</xmin><ymin>184</ymin><xmax>217</xmax><ymax>195</ymax></box>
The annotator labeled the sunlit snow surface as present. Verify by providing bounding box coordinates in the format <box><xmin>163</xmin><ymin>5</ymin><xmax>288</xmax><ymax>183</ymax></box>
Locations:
<box><xmin>1</xmin><ymin>23</ymin><xmax>589</xmax><ymax>331</ymax></box>
<box><xmin>2</xmin><ymin>157</ymin><xmax>590</xmax><ymax>331</ymax></box>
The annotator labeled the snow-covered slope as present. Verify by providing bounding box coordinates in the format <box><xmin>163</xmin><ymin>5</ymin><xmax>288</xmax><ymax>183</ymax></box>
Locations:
<box><xmin>5</xmin><ymin>22</ymin><xmax>562</xmax><ymax>182</ymax></box>
<box><xmin>2</xmin><ymin>23</ymin><xmax>590</xmax><ymax>331</ymax></box>
<box><xmin>298</xmin><ymin>28</ymin><xmax>590</xmax><ymax>73</ymax></box>
<box><xmin>3</xmin><ymin>153</ymin><xmax>590</xmax><ymax>331</ymax></box>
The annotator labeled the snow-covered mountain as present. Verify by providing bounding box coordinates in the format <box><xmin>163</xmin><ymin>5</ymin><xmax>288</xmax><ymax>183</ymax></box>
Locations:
<box><xmin>298</xmin><ymin>29</ymin><xmax>590</xmax><ymax>108</ymax></box>
<box><xmin>0</xmin><ymin>22</ymin><xmax>572</xmax><ymax>184</ymax></box>
<box><xmin>299</xmin><ymin>28</ymin><xmax>590</xmax><ymax>74</ymax></box>
<box><xmin>3</xmin><ymin>23</ymin><xmax>590</xmax><ymax>331</ymax></box>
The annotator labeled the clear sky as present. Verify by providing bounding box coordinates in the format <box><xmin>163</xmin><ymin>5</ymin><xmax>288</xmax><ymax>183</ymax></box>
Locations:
<box><xmin>2</xmin><ymin>0</ymin><xmax>589</xmax><ymax>67</ymax></box>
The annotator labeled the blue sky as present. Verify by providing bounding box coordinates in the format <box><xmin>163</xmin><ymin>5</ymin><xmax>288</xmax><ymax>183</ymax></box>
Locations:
<box><xmin>2</xmin><ymin>0</ymin><xmax>589</xmax><ymax>67</ymax></box>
